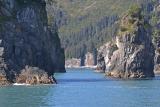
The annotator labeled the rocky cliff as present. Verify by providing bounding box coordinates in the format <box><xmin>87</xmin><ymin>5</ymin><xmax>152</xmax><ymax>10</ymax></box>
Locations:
<box><xmin>97</xmin><ymin>42</ymin><xmax>118</xmax><ymax>73</ymax></box>
<box><xmin>65</xmin><ymin>58</ymin><xmax>81</xmax><ymax>68</ymax></box>
<box><xmin>65</xmin><ymin>52</ymin><xmax>97</xmax><ymax>68</ymax></box>
<box><xmin>97</xmin><ymin>5</ymin><xmax>155</xmax><ymax>78</ymax></box>
<box><xmin>85</xmin><ymin>52</ymin><xmax>97</xmax><ymax>67</ymax></box>
<box><xmin>0</xmin><ymin>0</ymin><xmax>65</xmax><ymax>85</ymax></box>
<box><xmin>152</xmin><ymin>3</ymin><xmax>160</xmax><ymax>74</ymax></box>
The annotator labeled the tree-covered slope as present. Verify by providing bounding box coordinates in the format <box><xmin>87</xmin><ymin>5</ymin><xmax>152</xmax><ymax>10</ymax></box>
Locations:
<box><xmin>55</xmin><ymin>0</ymin><xmax>155</xmax><ymax>59</ymax></box>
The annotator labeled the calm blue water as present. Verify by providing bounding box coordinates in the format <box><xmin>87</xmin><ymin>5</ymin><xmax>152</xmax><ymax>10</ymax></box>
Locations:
<box><xmin>0</xmin><ymin>68</ymin><xmax>160</xmax><ymax>107</ymax></box>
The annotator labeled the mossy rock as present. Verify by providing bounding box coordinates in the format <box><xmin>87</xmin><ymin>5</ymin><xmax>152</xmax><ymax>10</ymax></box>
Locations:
<box><xmin>120</xmin><ymin>26</ymin><xmax>128</xmax><ymax>32</ymax></box>
<box><xmin>128</xmin><ymin>4</ymin><xmax>141</xmax><ymax>17</ymax></box>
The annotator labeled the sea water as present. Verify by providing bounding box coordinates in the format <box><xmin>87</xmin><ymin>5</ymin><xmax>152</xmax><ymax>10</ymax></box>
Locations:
<box><xmin>0</xmin><ymin>68</ymin><xmax>160</xmax><ymax>107</ymax></box>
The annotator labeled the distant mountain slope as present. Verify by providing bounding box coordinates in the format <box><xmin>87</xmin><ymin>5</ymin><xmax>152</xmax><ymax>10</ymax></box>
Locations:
<box><xmin>55</xmin><ymin>0</ymin><xmax>155</xmax><ymax>59</ymax></box>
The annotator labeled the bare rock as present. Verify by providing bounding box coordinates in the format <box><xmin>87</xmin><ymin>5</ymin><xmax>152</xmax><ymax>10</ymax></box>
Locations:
<box><xmin>0</xmin><ymin>73</ymin><xmax>10</xmax><ymax>86</ymax></box>
<box><xmin>98</xmin><ymin>6</ymin><xmax>155</xmax><ymax>79</ymax></box>
<box><xmin>153</xmin><ymin>3</ymin><xmax>160</xmax><ymax>74</ymax></box>
<box><xmin>16</xmin><ymin>66</ymin><xmax>56</xmax><ymax>85</ymax></box>
<box><xmin>107</xmin><ymin>7</ymin><xmax>155</xmax><ymax>79</ymax></box>
<box><xmin>0</xmin><ymin>0</ymin><xmax>65</xmax><ymax>85</ymax></box>
<box><xmin>97</xmin><ymin>42</ymin><xmax>118</xmax><ymax>73</ymax></box>
<box><xmin>85</xmin><ymin>52</ymin><xmax>97</xmax><ymax>67</ymax></box>
<box><xmin>65</xmin><ymin>58</ymin><xmax>81</xmax><ymax>68</ymax></box>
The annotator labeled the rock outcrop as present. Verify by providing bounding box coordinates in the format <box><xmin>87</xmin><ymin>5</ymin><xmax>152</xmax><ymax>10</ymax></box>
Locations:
<box><xmin>153</xmin><ymin>3</ymin><xmax>160</xmax><ymax>74</ymax></box>
<box><xmin>0</xmin><ymin>0</ymin><xmax>65</xmax><ymax>85</ymax></box>
<box><xmin>65</xmin><ymin>58</ymin><xmax>81</xmax><ymax>68</ymax></box>
<box><xmin>85</xmin><ymin>52</ymin><xmax>97</xmax><ymax>67</ymax></box>
<box><xmin>98</xmin><ymin>5</ymin><xmax>155</xmax><ymax>78</ymax></box>
<box><xmin>16</xmin><ymin>66</ymin><xmax>56</xmax><ymax>85</ymax></box>
<box><xmin>65</xmin><ymin>52</ymin><xmax>97</xmax><ymax>68</ymax></box>
<box><xmin>0</xmin><ymin>72</ymin><xmax>10</xmax><ymax>86</ymax></box>
<box><xmin>154</xmin><ymin>49</ymin><xmax>160</xmax><ymax>74</ymax></box>
<box><xmin>97</xmin><ymin>42</ymin><xmax>118</xmax><ymax>73</ymax></box>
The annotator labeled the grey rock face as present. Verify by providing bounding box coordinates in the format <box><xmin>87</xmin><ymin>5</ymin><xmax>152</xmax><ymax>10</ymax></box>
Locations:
<box><xmin>85</xmin><ymin>52</ymin><xmax>97</xmax><ymax>67</ymax></box>
<box><xmin>96</xmin><ymin>53</ymin><xmax>106</xmax><ymax>73</ymax></box>
<box><xmin>97</xmin><ymin>42</ymin><xmax>118</xmax><ymax>73</ymax></box>
<box><xmin>108</xmin><ymin>33</ymin><xmax>154</xmax><ymax>78</ymax></box>
<box><xmin>0</xmin><ymin>0</ymin><xmax>65</xmax><ymax>85</ymax></box>
<box><xmin>154</xmin><ymin>49</ymin><xmax>160</xmax><ymax>74</ymax></box>
<box><xmin>98</xmin><ymin>8</ymin><xmax>155</xmax><ymax>78</ymax></box>
<box><xmin>65</xmin><ymin>58</ymin><xmax>81</xmax><ymax>68</ymax></box>
<box><xmin>65</xmin><ymin>52</ymin><xmax>97</xmax><ymax>68</ymax></box>
<box><xmin>153</xmin><ymin>4</ymin><xmax>160</xmax><ymax>74</ymax></box>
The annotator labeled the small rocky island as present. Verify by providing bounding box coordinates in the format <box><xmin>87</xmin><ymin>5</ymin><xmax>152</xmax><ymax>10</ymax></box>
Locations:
<box><xmin>0</xmin><ymin>0</ymin><xmax>65</xmax><ymax>85</ymax></box>
<box><xmin>97</xmin><ymin>5</ymin><xmax>155</xmax><ymax>79</ymax></box>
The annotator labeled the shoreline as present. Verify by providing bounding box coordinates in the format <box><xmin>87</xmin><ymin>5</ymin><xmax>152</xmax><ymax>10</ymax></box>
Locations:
<box><xmin>0</xmin><ymin>83</ymin><xmax>56</xmax><ymax>87</ymax></box>
<box><xmin>65</xmin><ymin>66</ymin><xmax>97</xmax><ymax>69</ymax></box>
<box><xmin>0</xmin><ymin>69</ymin><xmax>160</xmax><ymax>86</ymax></box>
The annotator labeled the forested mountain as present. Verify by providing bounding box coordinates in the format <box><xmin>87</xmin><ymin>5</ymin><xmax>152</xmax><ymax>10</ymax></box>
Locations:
<box><xmin>54</xmin><ymin>0</ymin><xmax>155</xmax><ymax>59</ymax></box>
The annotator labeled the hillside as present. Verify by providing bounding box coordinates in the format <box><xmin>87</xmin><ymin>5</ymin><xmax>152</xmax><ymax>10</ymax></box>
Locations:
<box><xmin>54</xmin><ymin>0</ymin><xmax>155</xmax><ymax>59</ymax></box>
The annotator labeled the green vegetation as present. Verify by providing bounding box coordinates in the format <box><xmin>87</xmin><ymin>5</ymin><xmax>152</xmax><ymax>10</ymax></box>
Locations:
<box><xmin>58</xmin><ymin>0</ymin><xmax>141</xmax><ymax>36</ymax></box>
<box><xmin>55</xmin><ymin>0</ymin><xmax>155</xmax><ymax>59</ymax></box>
<box><xmin>150</xmin><ymin>1</ymin><xmax>160</xmax><ymax>43</ymax></box>
<box><xmin>128</xmin><ymin>4</ymin><xmax>141</xmax><ymax>16</ymax></box>
<box><xmin>118</xmin><ymin>4</ymin><xmax>143</xmax><ymax>35</ymax></box>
